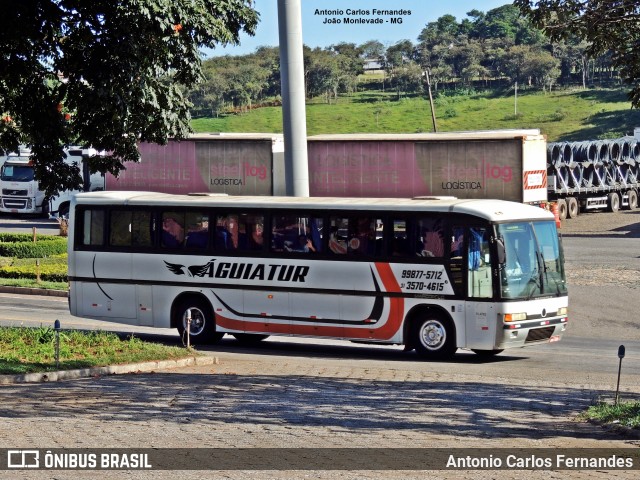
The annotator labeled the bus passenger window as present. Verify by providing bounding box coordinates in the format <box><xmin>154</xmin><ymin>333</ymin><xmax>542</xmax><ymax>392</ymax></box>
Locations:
<box><xmin>272</xmin><ymin>215</ymin><xmax>322</xmax><ymax>253</ymax></box>
<box><xmin>82</xmin><ymin>209</ymin><xmax>105</xmax><ymax>246</ymax></box>
<box><xmin>110</xmin><ymin>211</ymin><xmax>132</xmax><ymax>247</ymax></box>
<box><xmin>131</xmin><ymin>211</ymin><xmax>153</xmax><ymax>247</ymax></box>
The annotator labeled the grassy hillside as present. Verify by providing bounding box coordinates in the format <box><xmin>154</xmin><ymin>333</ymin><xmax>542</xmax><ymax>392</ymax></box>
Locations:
<box><xmin>192</xmin><ymin>87</ymin><xmax>640</xmax><ymax>142</ymax></box>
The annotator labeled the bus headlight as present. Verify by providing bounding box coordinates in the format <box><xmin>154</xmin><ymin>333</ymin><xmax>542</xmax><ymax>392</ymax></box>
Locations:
<box><xmin>504</xmin><ymin>312</ymin><xmax>527</xmax><ymax>322</ymax></box>
<box><xmin>557</xmin><ymin>307</ymin><xmax>568</xmax><ymax>316</ymax></box>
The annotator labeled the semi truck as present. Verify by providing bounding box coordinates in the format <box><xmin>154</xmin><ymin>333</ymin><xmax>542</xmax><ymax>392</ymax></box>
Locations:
<box><xmin>0</xmin><ymin>146</ymin><xmax>104</xmax><ymax>216</ymax></box>
<box><xmin>104</xmin><ymin>130</ymin><xmax>549</xmax><ymax>206</ymax></box>
<box><xmin>547</xmin><ymin>136</ymin><xmax>640</xmax><ymax>220</ymax></box>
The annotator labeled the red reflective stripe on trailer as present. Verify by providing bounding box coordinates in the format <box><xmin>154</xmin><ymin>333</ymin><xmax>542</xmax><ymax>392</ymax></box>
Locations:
<box><xmin>523</xmin><ymin>170</ymin><xmax>547</xmax><ymax>190</ymax></box>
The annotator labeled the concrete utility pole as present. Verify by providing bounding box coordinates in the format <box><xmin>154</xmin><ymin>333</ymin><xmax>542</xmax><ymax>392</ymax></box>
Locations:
<box><xmin>277</xmin><ymin>0</ymin><xmax>309</xmax><ymax>197</ymax></box>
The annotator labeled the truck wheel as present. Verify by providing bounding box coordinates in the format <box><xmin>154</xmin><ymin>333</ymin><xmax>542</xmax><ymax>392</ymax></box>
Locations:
<box><xmin>174</xmin><ymin>296</ymin><xmax>223</xmax><ymax>344</ymax></box>
<box><xmin>412</xmin><ymin>314</ymin><xmax>457</xmax><ymax>360</ymax></box>
<box><xmin>567</xmin><ymin>197</ymin><xmax>579</xmax><ymax>218</ymax></box>
<box><xmin>607</xmin><ymin>192</ymin><xmax>620</xmax><ymax>212</ymax></box>
<box><xmin>58</xmin><ymin>202</ymin><xmax>70</xmax><ymax>218</ymax></box>
<box><xmin>625</xmin><ymin>190</ymin><xmax>638</xmax><ymax>210</ymax></box>
<box><xmin>556</xmin><ymin>199</ymin><xmax>568</xmax><ymax>221</ymax></box>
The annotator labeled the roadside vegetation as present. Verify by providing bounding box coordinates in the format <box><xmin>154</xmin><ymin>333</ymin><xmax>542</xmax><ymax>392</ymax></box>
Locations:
<box><xmin>581</xmin><ymin>401</ymin><xmax>640</xmax><ymax>431</ymax></box>
<box><xmin>192</xmin><ymin>86</ymin><xmax>640</xmax><ymax>142</ymax></box>
<box><xmin>0</xmin><ymin>326</ymin><xmax>191</xmax><ymax>375</ymax></box>
<box><xmin>0</xmin><ymin>233</ymin><xmax>68</xmax><ymax>291</ymax></box>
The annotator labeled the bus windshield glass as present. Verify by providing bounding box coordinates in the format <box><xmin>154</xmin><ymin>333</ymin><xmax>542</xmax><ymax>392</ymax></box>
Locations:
<box><xmin>1</xmin><ymin>165</ymin><xmax>35</xmax><ymax>182</ymax></box>
<box><xmin>498</xmin><ymin>220</ymin><xmax>567</xmax><ymax>299</ymax></box>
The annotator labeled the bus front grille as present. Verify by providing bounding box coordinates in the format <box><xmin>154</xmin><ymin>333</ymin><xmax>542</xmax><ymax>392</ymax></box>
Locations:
<box><xmin>525</xmin><ymin>327</ymin><xmax>555</xmax><ymax>343</ymax></box>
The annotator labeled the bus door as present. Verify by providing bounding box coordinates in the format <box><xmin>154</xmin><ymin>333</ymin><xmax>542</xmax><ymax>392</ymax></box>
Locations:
<box><xmin>462</xmin><ymin>226</ymin><xmax>498</xmax><ymax>350</ymax></box>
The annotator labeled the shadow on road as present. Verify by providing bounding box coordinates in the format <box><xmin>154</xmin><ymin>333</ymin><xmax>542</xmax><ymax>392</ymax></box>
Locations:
<box><xmin>0</xmin><ymin>369</ymin><xmax>620</xmax><ymax>442</ymax></box>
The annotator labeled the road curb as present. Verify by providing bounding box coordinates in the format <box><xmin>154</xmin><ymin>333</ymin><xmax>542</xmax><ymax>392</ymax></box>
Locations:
<box><xmin>0</xmin><ymin>285</ymin><xmax>68</xmax><ymax>297</ymax></box>
<box><xmin>0</xmin><ymin>355</ymin><xmax>218</xmax><ymax>385</ymax></box>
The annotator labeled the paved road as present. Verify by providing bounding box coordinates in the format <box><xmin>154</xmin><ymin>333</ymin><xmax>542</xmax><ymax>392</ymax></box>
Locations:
<box><xmin>1</xmin><ymin>211</ymin><xmax>640</xmax><ymax>479</ymax></box>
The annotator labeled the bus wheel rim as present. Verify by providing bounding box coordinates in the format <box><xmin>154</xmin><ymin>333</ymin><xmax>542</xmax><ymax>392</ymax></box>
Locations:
<box><xmin>183</xmin><ymin>307</ymin><xmax>206</xmax><ymax>336</ymax></box>
<box><xmin>420</xmin><ymin>320</ymin><xmax>446</xmax><ymax>350</ymax></box>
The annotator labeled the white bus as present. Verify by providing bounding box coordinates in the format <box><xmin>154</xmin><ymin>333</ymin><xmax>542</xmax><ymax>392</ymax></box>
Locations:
<box><xmin>68</xmin><ymin>191</ymin><xmax>568</xmax><ymax>359</ymax></box>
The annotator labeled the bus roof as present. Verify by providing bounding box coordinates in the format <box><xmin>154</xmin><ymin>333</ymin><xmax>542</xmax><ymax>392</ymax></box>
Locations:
<box><xmin>73</xmin><ymin>191</ymin><xmax>554</xmax><ymax>223</ymax></box>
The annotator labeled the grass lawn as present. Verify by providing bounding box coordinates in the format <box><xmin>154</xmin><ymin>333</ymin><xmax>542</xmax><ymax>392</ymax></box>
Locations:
<box><xmin>191</xmin><ymin>87</ymin><xmax>640</xmax><ymax>142</ymax></box>
<box><xmin>0</xmin><ymin>326</ymin><xmax>192</xmax><ymax>375</ymax></box>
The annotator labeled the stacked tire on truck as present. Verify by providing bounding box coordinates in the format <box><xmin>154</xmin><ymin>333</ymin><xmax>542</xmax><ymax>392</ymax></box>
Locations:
<box><xmin>547</xmin><ymin>137</ymin><xmax>640</xmax><ymax>220</ymax></box>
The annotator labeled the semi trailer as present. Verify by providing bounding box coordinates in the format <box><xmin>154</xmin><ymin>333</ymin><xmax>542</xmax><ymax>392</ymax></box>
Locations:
<box><xmin>547</xmin><ymin>137</ymin><xmax>640</xmax><ymax>219</ymax></box>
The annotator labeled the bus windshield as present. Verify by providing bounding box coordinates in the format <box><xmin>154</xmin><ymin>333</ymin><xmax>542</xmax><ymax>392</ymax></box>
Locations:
<box><xmin>1</xmin><ymin>165</ymin><xmax>35</xmax><ymax>182</ymax></box>
<box><xmin>497</xmin><ymin>220</ymin><xmax>567</xmax><ymax>299</ymax></box>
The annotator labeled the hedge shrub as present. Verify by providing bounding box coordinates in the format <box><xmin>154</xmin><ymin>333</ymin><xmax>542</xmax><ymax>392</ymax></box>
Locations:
<box><xmin>0</xmin><ymin>237</ymin><xmax>67</xmax><ymax>258</ymax></box>
<box><xmin>0</xmin><ymin>233</ymin><xmax>64</xmax><ymax>243</ymax></box>
<box><xmin>0</xmin><ymin>264</ymin><xmax>67</xmax><ymax>282</ymax></box>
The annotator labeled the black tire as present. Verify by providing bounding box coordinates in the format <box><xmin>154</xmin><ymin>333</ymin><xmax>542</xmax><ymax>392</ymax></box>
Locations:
<box><xmin>567</xmin><ymin>197</ymin><xmax>579</xmax><ymax>218</ymax></box>
<box><xmin>41</xmin><ymin>199</ymin><xmax>51</xmax><ymax>219</ymax></box>
<box><xmin>232</xmin><ymin>333</ymin><xmax>269</xmax><ymax>344</ymax></box>
<box><xmin>556</xmin><ymin>199</ymin><xmax>567</xmax><ymax>221</ymax></box>
<box><xmin>412</xmin><ymin>314</ymin><xmax>457</xmax><ymax>360</ymax></box>
<box><xmin>607</xmin><ymin>192</ymin><xmax>620</xmax><ymax>212</ymax></box>
<box><xmin>471</xmin><ymin>349</ymin><xmax>504</xmax><ymax>358</ymax></box>
<box><xmin>174</xmin><ymin>296</ymin><xmax>223</xmax><ymax>344</ymax></box>
<box><xmin>625</xmin><ymin>190</ymin><xmax>638</xmax><ymax>210</ymax></box>
<box><xmin>58</xmin><ymin>202</ymin><xmax>70</xmax><ymax>218</ymax></box>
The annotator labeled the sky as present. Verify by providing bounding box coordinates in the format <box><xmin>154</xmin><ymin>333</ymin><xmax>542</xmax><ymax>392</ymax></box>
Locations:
<box><xmin>204</xmin><ymin>0</ymin><xmax>511</xmax><ymax>58</ymax></box>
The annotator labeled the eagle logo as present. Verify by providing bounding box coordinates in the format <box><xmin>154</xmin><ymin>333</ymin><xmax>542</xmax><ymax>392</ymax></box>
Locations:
<box><xmin>164</xmin><ymin>259</ymin><xmax>216</xmax><ymax>277</ymax></box>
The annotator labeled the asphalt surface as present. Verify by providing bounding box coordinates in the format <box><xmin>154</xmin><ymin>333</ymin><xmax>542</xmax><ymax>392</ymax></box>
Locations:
<box><xmin>0</xmin><ymin>210</ymin><xmax>639</xmax><ymax>479</ymax></box>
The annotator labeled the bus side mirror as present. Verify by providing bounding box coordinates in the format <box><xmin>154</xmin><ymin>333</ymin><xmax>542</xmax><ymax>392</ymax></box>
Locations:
<box><xmin>496</xmin><ymin>238</ymin><xmax>506</xmax><ymax>264</ymax></box>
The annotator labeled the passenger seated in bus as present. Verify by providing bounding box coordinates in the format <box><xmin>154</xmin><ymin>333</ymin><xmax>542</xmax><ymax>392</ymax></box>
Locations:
<box><xmin>215</xmin><ymin>215</ymin><xmax>239</xmax><ymax>250</ymax></box>
<box><xmin>348</xmin><ymin>217</ymin><xmax>375</xmax><ymax>254</ymax></box>
<box><xmin>285</xmin><ymin>234</ymin><xmax>316</xmax><ymax>253</ymax></box>
<box><xmin>249</xmin><ymin>223</ymin><xmax>264</xmax><ymax>250</ymax></box>
<box><xmin>162</xmin><ymin>215</ymin><xmax>184</xmax><ymax>247</ymax></box>
<box><xmin>418</xmin><ymin>230</ymin><xmax>444</xmax><ymax>257</ymax></box>
<box><xmin>185</xmin><ymin>221</ymin><xmax>208</xmax><ymax>248</ymax></box>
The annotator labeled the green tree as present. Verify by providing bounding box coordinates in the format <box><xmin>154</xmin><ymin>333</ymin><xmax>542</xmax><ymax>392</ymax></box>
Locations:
<box><xmin>515</xmin><ymin>0</ymin><xmax>640</xmax><ymax>106</ymax></box>
<box><xmin>0</xmin><ymin>0</ymin><xmax>258</xmax><ymax>196</ymax></box>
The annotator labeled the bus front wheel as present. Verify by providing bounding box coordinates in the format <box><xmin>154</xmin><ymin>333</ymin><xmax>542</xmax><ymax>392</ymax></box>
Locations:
<box><xmin>174</xmin><ymin>297</ymin><xmax>223</xmax><ymax>344</ymax></box>
<box><xmin>412</xmin><ymin>315</ymin><xmax>457</xmax><ymax>360</ymax></box>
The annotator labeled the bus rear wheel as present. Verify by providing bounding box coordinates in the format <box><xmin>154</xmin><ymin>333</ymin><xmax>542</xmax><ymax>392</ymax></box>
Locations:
<box><xmin>174</xmin><ymin>297</ymin><xmax>223</xmax><ymax>344</ymax></box>
<box><xmin>412</xmin><ymin>314</ymin><xmax>457</xmax><ymax>360</ymax></box>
